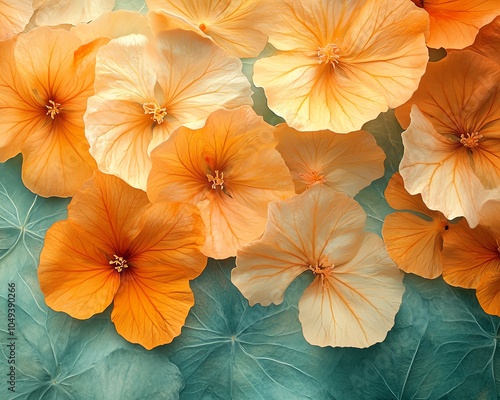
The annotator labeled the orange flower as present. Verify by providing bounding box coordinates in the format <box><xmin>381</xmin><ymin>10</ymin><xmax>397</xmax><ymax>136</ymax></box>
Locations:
<box><xmin>411</xmin><ymin>0</ymin><xmax>499</xmax><ymax>49</ymax></box>
<box><xmin>147</xmin><ymin>106</ymin><xmax>295</xmax><ymax>259</ymax></box>
<box><xmin>0</xmin><ymin>0</ymin><xmax>33</xmax><ymax>41</ymax></box>
<box><xmin>274</xmin><ymin>124</ymin><xmax>385</xmax><ymax>196</ymax></box>
<box><xmin>441</xmin><ymin>195</ymin><xmax>500</xmax><ymax>316</ymax></box>
<box><xmin>396</xmin><ymin>51</ymin><xmax>500</xmax><ymax>227</ymax></box>
<box><xmin>84</xmin><ymin>29</ymin><xmax>253</xmax><ymax>190</ymax></box>
<box><xmin>382</xmin><ymin>173</ymin><xmax>449</xmax><ymax>279</ymax></box>
<box><xmin>38</xmin><ymin>171</ymin><xmax>207</xmax><ymax>349</ymax></box>
<box><xmin>252</xmin><ymin>0</ymin><xmax>428</xmax><ymax>133</ymax></box>
<box><xmin>232</xmin><ymin>186</ymin><xmax>404</xmax><ymax>348</ymax></box>
<box><xmin>146</xmin><ymin>0</ymin><xmax>268</xmax><ymax>57</ymax></box>
<box><xmin>33</xmin><ymin>0</ymin><xmax>114</xmax><ymax>26</ymax></box>
<box><xmin>0</xmin><ymin>27</ymin><xmax>103</xmax><ymax>197</ymax></box>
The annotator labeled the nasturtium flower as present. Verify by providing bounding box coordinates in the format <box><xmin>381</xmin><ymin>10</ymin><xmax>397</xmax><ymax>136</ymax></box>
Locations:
<box><xmin>382</xmin><ymin>173</ymin><xmax>449</xmax><ymax>279</ymax></box>
<box><xmin>147</xmin><ymin>106</ymin><xmax>295</xmax><ymax>260</ymax></box>
<box><xmin>85</xmin><ymin>29</ymin><xmax>253</xmax><ymax>190</ymax></box>
<box><xmin>252</xmin><ymin>0</ymin><xmax>428</xmax><ymax>133</ymax></box>
<box><xmin>71</xmin><ymin>10</ymin><xmax>151</xmax><ymax>44</ymax></box>
<box><xmin>411</xmin><ymin>0</ymin><xmax>499</xmax><ymax>49</ymax></box>
<box><xmin>0</xmin><ymin>0</ymin><xmax>33</xmax><ymax>41</ymax></box>
<box><xmin>274</xmin><ymin>124</ymin><xmax>385</xmax><ymax>196</ymax></box>
<box><xmin>38</xmin><ymin>171</ymin><xmax>207</xmax><ymax>349</ymax></box>
<box><xmin>146</xmin><ymin>0</ymin><xmax>268</xmax><ymax>58</ymax></box>
<box><xmin>0</xmin><ymin>27</ymin><xmax>103</xmax><ymax>197</ymax></box>
<box><xmin>33</xmin><ymin>0</ymin><xmax>115</xmax><ymax>26</ymax></box>
<box><xmin>441</xmin><ymin>195</ymin><xmax>500</xmax><ymax>316</ymax></box>
<box><xmin>396</xmin><ymin>51</ymin><xmax>500</xmax><ymax>227</ymax></box>
<box><xmin>232</xmin><ymin>186</ymin><xmax>404</xmax><ymax>348</ymax></box>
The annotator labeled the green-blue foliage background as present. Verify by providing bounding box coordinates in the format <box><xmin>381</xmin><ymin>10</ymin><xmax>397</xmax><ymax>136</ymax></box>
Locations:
<box><xmin>0</xmin><ymin>1</ymin><xmax>498</xmax><ymax>398</ymax></box>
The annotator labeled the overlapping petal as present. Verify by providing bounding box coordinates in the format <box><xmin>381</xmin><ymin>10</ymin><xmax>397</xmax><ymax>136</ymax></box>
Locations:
<box><xmin>0</xmin><ymin>0</ymin><xmax>33</xmax><ymax>41</ymax></box>
<box><xmin>382</xmin><ymin>173</ymin><xmax>448</xmax><ymax>279</ymax></box>
<box><xmin>274</xmin><ymin>124</ymin><xmax>385</xmax><ymax>195</ymax></box>
<box><xmin>253</xmin><ymin>0</ymin><xmax>428</xmax><ymax>133</ymax></box>
<box><xmin>233</xmin><ymin>186</ymin><xmax>403</xmax><ymax>347</ymax></box>
<box><xmin>33</xmin><ymin>0</ymin><xmax>114</xmax><ymax>26</ymax></box>
<box><xmin>412</xmin><ymin>0</ymin><xmax>500</xmax><ymax>49</ymax></box>
<box><xmin>147</xmin><ymin>0</ymin><xmax>268</xmax><ymax>57</ymax></box>
<box><xmin>476</xmin><ymin>271</ymin><xmax>500</xmax><ymax>316</ymax></box>
<box><xmin>39</xmin><ymin>172</ymin><xmax>207</xmax><ymax>349</ymax></box>
<box><xmin>459</xmin><ymin>16</ymin><xmax>500</xmax><ymax>64</ymax></box>
<box><xmin>85</xmin><ymin>29</ymin><xmax>252</xmax><ymax>190</ymax></box>
<box><xmin>148</xmin><ymin>106</ymin><xmax>295</xmax><ymax>259</ymax></box>
<box><xmin>299</xmin><ymin>233</ymin><xmax>404</xmax><ymax>348</ymax></box>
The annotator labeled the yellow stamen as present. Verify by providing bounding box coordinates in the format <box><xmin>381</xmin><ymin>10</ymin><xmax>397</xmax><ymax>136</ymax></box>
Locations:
<box><xmin>143</xmin><ymin>102</ymin><xmax>167</xmax><ymax>124</ymax></box>
<box><xmin>207</xmin><ymin>170</ymin><xmax>224</xmax><ymax>190</ymax></box>
<box><xmin>459</xmin><ymin>132</ymin><xmax>482</xmax><ymax>149</ymax></box>
<box><xmin>298</xmin><ymin>170</ymin><xmax>327</xmax><ymax>189</ymax></box>
<box><xmin>109</xmin><ymin>254</ymin><xmax>129</xmax><ymax>272</ymax></box>
<box><xmin>318</xmin><ymin>44</ymin><xmax>341</xmax><ymax>66</ymax></box>
<box><xmin>309</xmin><ymin>256</ymin><xmax>334</xmax><ymax>289</ymax></box>
<box><xmin>45</xmin><ymin>100</ymin><xmax>61</xmax><ymax>119</ymax></box>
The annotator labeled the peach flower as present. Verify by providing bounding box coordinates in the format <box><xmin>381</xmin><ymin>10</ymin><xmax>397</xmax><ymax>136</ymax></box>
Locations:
<box><xmin>147</xmin><ymin>106</ymin><xmax>295</xmax><ymax>259</ymax></box>
<box><xmin>232</xmin><ymin>186</ymin><xmax>404</xmax><ymax>348</ymax></box>
<box><xmin>33</xmin><ymin>0</ymin><xmax>114</xmax><ymax>26</ymax></box>
<box><xmin>382</xmin><ymin>173</ymin><xmax>449</xmax><ymax>279</ymax></box>
<box><xmin>38</xmin><ymin>171</ymin><xmax>207</xmax><ymax>349</ymax></box>
<box><xmin>458</xmin><ymin>15</ymin><xmax>500</xmax><ymax>64</ymax></box>
<box><xmin>0</xmin><ymin>27</ymin><xmax>103</xmax><ymax>197</ymax></box>
<box><xmin>84</xmin><ymin>29</ymin><xmax>253</xmax><ymax>190</ymax></box>
<box><xmin>0</xmin><ymin>0</ymin><xmax>33</xmax><ymax>41</ymax></box>
<box><xmin>252</xmin><ymin>0</ymin><xmax>428</xmax><ymax>133</ymax></box>
<box><xmin>396</xmin><ymin>51</ymin><xmax>500</xmax><ymax>227</ymax></box>
<box><xmin>441</xmin><ymin>195</ymin><xmax>500</xmax><ymax>316</ymax></box>
<box><xmin>411</xmin><ymin>0</ymin><xmax>499</xmax><ymax>49</ymax></box>
<box><xmin>146</xmin><ymin>0</ymin><xmax>268</xmax><ymax>57</ymax></box>
<box><xmin>274</xmin><ymin>124</ymin><xmax>385</xmax><ymax>195</ymax></box>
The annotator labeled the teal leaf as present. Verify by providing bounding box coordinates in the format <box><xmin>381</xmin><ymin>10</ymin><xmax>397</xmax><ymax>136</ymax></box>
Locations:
<box><xmin>0</xmin><ymin>156</ymin><xmax>183</xmax><ymax>399</ymax></box>
<box><xmin>112</xmin><ymin>0</ymin><xmax>147</xmax><ymax>13</ymax></box>
<box><xmin>327</xmin><ymin>275</ymin><xmax>500</xmax><ymax>400</ymax></box>
<box><xmin>164</xmin><ymin>258</ymin><xmax>343</xmax><ymax>400</ymax></box>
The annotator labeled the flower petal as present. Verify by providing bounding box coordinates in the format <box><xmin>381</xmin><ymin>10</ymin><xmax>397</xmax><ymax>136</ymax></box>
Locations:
<box><xmin>298</xmin><ymin>233</ymin><xmax>403</xmax><ymax>348</ymax></box>
<box><xmin>275</xmin><ymin>124</ymin><xmax>385</xmax><ymax>196</ymax></box>
<box><xmin>0</xmin><ymin>0</ymin><xmax>33</xmax><ymax>41</ymax></box>
<box><xmin>400</xmin><ymin>105</ymin><xmax>485</xmax><ymax>226</ymax></box>
<box><xmin>382</xmin><ymin>212</ymin><xmax>445</xmax><ymax>279</ymax></box>
<box><xmin>39</xmin><ymin>221</ymin><xmax>120</xmax><ymax>319</ymax></box>
<box><xmin>34</xmin><ymin>0</ymin><xmax>114</xmax><ymax>26</ymax></box>
<box><xmin>460</xmin><ymin>16</ymin><xmax>500</xmax><ymax>64</ymax></box>
<box><xmin>477</xmin><ymin>271</ymin><xmax>500</xmax><ymax>316</ymax></box>
<box><xmin>442</xmin><ymin>219</ymin><xmax>500</xmax><ymax>289</ymax></box>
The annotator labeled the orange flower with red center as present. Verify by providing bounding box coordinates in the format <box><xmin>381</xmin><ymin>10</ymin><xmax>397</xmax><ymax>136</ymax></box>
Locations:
<box><xmin>396</xmin><ymin>50</ymin><xmax>500</xmax><ymax>227</ymax></box>
<box><xmin>38</xmin><ymin>172</ymin><xmax>207</xmax><ymax>349</ymax></box>
<box><xmin>0</xmin><ymin>27</ymin><xmax>104</xmax><ymax>197</ymax></box>
<box><xmin>382</xmin><ymin>173</ymin><xmax>450</xmax><ymax>279</ymax></box>
<box><xmin>147</xmin><ymin>106</ymin><xmax>295</xmax><ymax>259</ymax></box>
<box><xmin>252</xmin><ymin>0</ymin><xmax>429</xmax><ymax>133</ymax></box>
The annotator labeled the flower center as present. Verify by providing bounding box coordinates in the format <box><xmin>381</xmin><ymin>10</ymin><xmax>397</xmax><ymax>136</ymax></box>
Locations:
<box><xmin>143</xmin><ymin>102</ymin><xmax>167</xmax><ymax>124</ymax></box>
<box><xmin>45</xmin><ymin>100</ymin><xmax>61</xmax><ymax>119</ymax></box>
<box><xmin>207</xmin><ymin>170</ymin><xmax>224</xmax><ymax>190</ymax></box>
<box><xmin>309</xmin><ymin>256</ymin><xmax>334</xmax><ymax>289</ymax></box>
<box><xmin>299</xmin><ymin>170</ymin><xmax>327</xmax><ymax>189</ymax></box>
<box><xmin>459</xmin><ymin>132</ymin><xmax>482</xmax><ymax>149</ymax></box>
<box><xmin>411</xmin><ymin>0</ymin><xmax>424</xmax><ymax>7</ymax></box>
<box><xmin>109</xmin><ymin>254</ymin><xmax>129</xmax><ymax>272</ymax></box>
<box><xmin>318</xmin><ymin>44</ymin><xmax>341</xmax><ymax>66</ymax></box>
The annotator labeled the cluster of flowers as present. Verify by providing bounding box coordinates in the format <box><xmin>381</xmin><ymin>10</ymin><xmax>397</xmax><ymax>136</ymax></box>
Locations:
<box><xmin>0</xmin><ymin>0</ymin><xmax>498</xmax><ymax>350</ymax></box>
